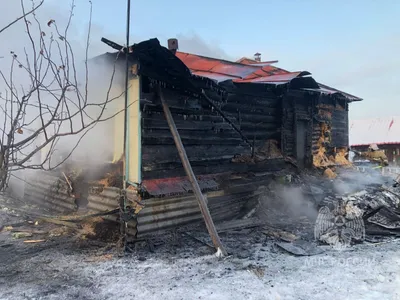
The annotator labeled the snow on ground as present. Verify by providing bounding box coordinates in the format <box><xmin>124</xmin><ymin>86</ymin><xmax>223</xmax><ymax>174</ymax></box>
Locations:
<box><xmin>2</xmin><ymin>169</ymin><xmax>400</xmax><ymax>300</ymax></box>
<box><xmin>1</xmin><ymin>234</ymin><xmax>400</xmax><ymax>300</ymax></box>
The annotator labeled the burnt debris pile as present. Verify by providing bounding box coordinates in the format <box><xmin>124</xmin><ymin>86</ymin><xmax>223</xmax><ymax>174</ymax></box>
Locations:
<box><xmin>310</xmin><ymin>169</ymin><xmax>400</xmax><ymax>245</ymax></box>
<box><xmin>2</xmin><ymin>163</ymin><xmax>400</xmax><ymax>257</ymax></box>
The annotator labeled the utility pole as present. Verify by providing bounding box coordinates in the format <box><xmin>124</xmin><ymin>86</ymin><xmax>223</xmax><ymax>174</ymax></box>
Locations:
<box><xmin>122</xmin><ymin>0</ymin><xmax>131</xmax><ymax>190</ymax></box>
<box><xmin>119</xmin><ymin>0</ymin><xmax>131</xmax><ymax>254</ymax></box>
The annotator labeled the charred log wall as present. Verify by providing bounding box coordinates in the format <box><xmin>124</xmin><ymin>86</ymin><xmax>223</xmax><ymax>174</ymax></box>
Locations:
<box><xmin>331</xmin><ymin>100</ymin><xmax>349</xmax><ymax>148</ymax></box>
<box><xmin>141</xmin><ymin>83</ymin><xmax>282</xmax><ymax>180</ymax></box>
<box><xmin>311</xmin><ymin>94</ymin><xmax>351</xmax><ymax>167</ymax></box>
<box><xmin>281</xmin><ymin>94</ymin><xmax>295</xmax><ymax>157</ymax></box>
<box><xmin>282</xmin><ymin>90</ymin><xmax>314</xmax><ymax>166</ymax></box>
<box><xmin>312</xmin><ymin>95</ymin><xmax>349</xmax><ymax>150</ymax></box>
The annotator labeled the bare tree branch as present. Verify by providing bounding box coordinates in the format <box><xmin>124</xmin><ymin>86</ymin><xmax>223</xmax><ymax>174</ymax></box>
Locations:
<box><xmin>0</xmin><ymin>0</ymin><xmax>44</xmax><ymax>34</ymax></box>
<box><xmin>0</xmin><ymin>0</ymin><xmax>126</xmax><ymax>191</ymax></box>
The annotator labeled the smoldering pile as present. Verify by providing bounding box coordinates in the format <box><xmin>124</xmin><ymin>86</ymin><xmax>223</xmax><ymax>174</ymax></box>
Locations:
<box><xmin>313</xmin><ymin>170</ymin><xmax>400</xmax><ymax>244</ymax></box>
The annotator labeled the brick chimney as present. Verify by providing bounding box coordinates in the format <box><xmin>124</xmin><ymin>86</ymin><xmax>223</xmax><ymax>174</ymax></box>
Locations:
<box><xmin>168</xmin><ymin>38</ymin><xmax>178</xmax><ymax>55</ymax></box>
<box><xmin>254</xmin><ymin>52</ymin><xmax>261</xmax><ymax>62</ymax></box>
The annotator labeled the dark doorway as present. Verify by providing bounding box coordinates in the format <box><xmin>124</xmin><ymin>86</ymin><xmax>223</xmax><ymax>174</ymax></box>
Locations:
<box><xmin>296</xmin><ymin>120</ymin><xmax>307</xmax><ymax>168</ymax></box>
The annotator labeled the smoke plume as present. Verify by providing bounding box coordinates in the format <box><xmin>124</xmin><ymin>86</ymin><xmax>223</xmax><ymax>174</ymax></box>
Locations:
<box><xmin>1</xmin><ymin>1</ymin><xmax>123</xmax><ymax>197</ymax></box>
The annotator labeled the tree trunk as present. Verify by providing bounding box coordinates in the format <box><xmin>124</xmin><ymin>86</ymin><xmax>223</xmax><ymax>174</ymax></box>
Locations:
<box><xmin>0</xmin><ymin>151</ymin><xmax>9</xmax><ymax>192</ymax></box>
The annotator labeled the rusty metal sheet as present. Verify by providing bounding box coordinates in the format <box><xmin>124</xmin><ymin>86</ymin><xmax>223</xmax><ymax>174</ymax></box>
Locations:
<box><xmin>87</xmin><ymin>187</ymin><xmax>120</xmax><ymax>213</ymax></box>
<box><xmin>176</xmin><ymin>51</ymin><xmax>260</xmax><ymax>79</ymax></box>
<box><xmin>24</xmin><ymin>171</ymin><xmax>77</xmax><ymax>214</ymax></box>
<box><xmin>245</xmin><ymin>65</ymin><xmax>290</xmax><ymax>79</ymax></box>
<box><xmin>136</xmin><ymin>191</ymin><xmax>259</xmax><ymax>237</ymax></box>
<box><xmin>176</xmin><ymin>52</ymin><xmax>219</xmax><ymax>71</ymax></box>
<box><xmin>236</xmin><ymin>72</ymin><xmax>309</xmax><ymax>83</ymax></box>
<box><xmin>87</xmin><ymin>186</ymin><xmax>137</xmax><ymax>238</ymax></box>
<box><xmin>176</xmin><ymin>51</ymin><xmax>312</xmax><ymax>87</ymax></box>
<box><xmin>211</xmin><ymin>63</ymin><xmax>258</xmax><ymax>79</ymax></box>
<box><xmin>192</xmin><ymin>71</ymin><xmax>236</xmax><ymax>82</ymax></box>
<box><xmin>136</xmin><ymin>174</ymin><xmax>273</xmax><ymax>238</ymax></box>
<box><xmin>142</xmin><ymin>175</ymin><xmax>219</xmax><ymax>197</ymax></box>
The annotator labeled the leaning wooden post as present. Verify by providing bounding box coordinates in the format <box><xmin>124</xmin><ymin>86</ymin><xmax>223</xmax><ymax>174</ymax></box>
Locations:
<box><xmin>158</xmin><ymin>86</ymin><xmax>228</xmax><ymax>257</ymax></box>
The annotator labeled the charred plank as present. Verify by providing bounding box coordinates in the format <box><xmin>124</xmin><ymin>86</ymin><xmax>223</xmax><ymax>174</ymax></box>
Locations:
<box><xmin>142</xmin><ymin>136</ymin><xmax>243</xmax><ymax>145</ymax></box>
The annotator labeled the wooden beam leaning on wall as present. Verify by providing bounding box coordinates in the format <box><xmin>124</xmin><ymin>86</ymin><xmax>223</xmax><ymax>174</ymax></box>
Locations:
<box><xmin>158</xmin><ymin>85</ymin><xmax>228</xmax><ymax>257</ymax></box>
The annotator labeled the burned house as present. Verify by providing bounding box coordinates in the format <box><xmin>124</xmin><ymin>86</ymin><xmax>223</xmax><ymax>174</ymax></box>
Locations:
<box><xmin>350</xmin><ymin>117</ymin><xmax>400</xmax><ymax>166</ymax></box>
<box><xmin>99</xmin><ymin>38</ymin><xmax>362</xmax><ymax>178</ymax></box>
<box><xmin>23</xmin><ymin>38</ymin><xmax>362</xmax><ymax>239</ymax></box>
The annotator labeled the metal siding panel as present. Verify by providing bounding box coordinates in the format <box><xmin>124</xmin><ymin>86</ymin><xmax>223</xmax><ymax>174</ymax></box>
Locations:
<box><xmin>87</xmin><ymin>187</ymin><xmax>137</xmax><ymax>236</ymax></box>
<box><xmin>136</xmin><ymin>186</ymin><xmax>265</xmax><ymax>238</ymax></box>
<box><xmin>24</xmin><ymin>171</ymin><xmax>77</xmax><ymax>214</ymax></box>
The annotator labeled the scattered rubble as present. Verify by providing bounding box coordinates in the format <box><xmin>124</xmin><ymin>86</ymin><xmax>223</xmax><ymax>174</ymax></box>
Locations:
<box><xmin>0</xmin><ymin>193</ymin><xmax>120</xmax><ymax>247</ymax></box>
<box><xmin>2</xmin><ymin>164</ymin><xmax>400</xmax><ymax>262</ymax></box>
<box><xmin>262</xmin><ymin>226</ymin><xmax>298</xmax><ymax>242</ymax></box>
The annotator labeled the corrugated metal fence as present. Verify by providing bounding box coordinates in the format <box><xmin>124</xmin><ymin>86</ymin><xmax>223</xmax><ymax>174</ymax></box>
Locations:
<box><xmin>87</xmin><ymin>186</ymin><xmax>137</xmax><ymax>238</ymax></box>
<box><xmin>136</xmin><ymin>175</ymin><xmax>271</xmax><ymax>238</ymax></box>
<box><xmin>24</xmin><ymin>171</ymin><xmax>77</xmax><ymax>214</ymax></box>
<box><xmin>24</xmin><ymin>170</ymin><xmax>273</xmax><ymax>240</ymax></box>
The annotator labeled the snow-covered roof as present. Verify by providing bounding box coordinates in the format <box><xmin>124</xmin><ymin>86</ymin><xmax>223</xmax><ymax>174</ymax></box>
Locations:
<box><xmin>350</xmin><ymin>116</ymin><xmax>400</xmax><ymax>146</ymax></box>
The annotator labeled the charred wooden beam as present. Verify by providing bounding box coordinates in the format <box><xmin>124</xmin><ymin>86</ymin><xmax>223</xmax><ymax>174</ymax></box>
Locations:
<box><xmin>238</xmin><ymin>114</ymin><xmax>279</xmax><ymax>123</ymax></box>
<box><xmin>101</xmin><ymin>37</ymin><xmax>123</xmax><ymax>51</ymax></box>
<box><xmin>142</xmin><ymin>158</ymin><xmax>286</xmax><ymax>180</ymax></box>
<box><xmin>142</xmin><ymin>145</ymin><xmax>247</xmax><ymax>163</ymax></box>
<box><xmin>143</xmin><ymin>112</ymin><xmax>238</xmax><ymax>124</ymax></box>
<box><xmin>142</xmin><ymin>136</ymin><xmax>244</xmax><ymax>146</ymax></box>
<box><xmin>142</xmin><ymin>128</ymin><xmax>280</xmax><ymax>141</ymax></box>
<box><xmin>143</xmin><ymin>158</ymin><xmax>244</xmax><ymax>172</ymax></box>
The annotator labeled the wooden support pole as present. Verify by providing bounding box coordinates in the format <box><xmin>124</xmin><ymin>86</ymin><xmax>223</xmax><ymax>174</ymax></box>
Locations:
<box><xmin>159</xmin><ymin>86</ymin><xmax>228</xmax><ymax>256</ymax></box>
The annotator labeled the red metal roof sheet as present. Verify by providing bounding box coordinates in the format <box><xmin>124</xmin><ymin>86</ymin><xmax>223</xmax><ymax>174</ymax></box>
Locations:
<box><xmin>191</xmin><ymin>71</ymin><xmax>237</xmax><ymax>82</ymax></box>
<box><xmin>176</xmin><ymin>51</ymin><xmax>303</xmax><ymax>85</ymax></box>
<box><xmin>245</xmin><ymin>66</ymin><xmax>290</xmax><ymax>79</ymax></box>
<box><xmin>175</xmin><ymin>51</ymin><xmax>361</xmax><ymax>101</ymax></box>
<box><xmin>142</xmin><ymin>174</ymin><xmax>220</xmax><ymax>196</ymax></box>
<box><xmin>176</xmin><ymin>52</ymin><xmax>260</xmax><ymax>79</ymax></box>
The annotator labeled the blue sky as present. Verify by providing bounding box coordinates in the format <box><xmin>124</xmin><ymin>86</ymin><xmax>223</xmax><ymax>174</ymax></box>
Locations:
<box><xmin>49</xmin><ymin>0</ymin><xmax>400</xmax><ymax>120</ymax></box>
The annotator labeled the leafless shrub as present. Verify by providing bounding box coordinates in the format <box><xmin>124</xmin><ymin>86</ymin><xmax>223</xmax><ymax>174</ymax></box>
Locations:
<box><xmin>0</xmin><ymin>0</ymin><xmax>125</xmax><ymax>191</ymax></box>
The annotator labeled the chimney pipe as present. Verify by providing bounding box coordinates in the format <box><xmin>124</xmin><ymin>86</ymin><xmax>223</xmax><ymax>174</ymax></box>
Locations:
<box><xmin>254</xmin><ymin>52</ymin><xmax>261</xmax><ymax>62</ymax></box>
<box><xmin>168</xmin><ymin>38</ymin><xmax>178</xmax><ymax>55</ymax></box>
